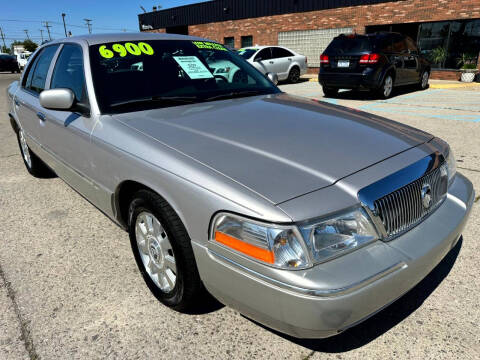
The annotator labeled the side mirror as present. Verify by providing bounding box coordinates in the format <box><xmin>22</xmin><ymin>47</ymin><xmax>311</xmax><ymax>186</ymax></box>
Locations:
<box><xmin>39</xmin><ymin>88</ymin><xmax>75</xmax><ymax>110</ymax></box>
<box><xmin>266</xmin><ymin>72</ymin><xmax>278</xmax><ymax>85</ymax></box>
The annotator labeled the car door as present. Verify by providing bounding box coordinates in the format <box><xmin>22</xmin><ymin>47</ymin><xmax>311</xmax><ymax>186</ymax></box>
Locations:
<box><xmin>38</xmin><ymin>43</ymin><xmax>102</xmax><ymax>207</ymax></box>
<box><xmin>270</xmin><ymin>47</ymin><xmax>295</xmax><ymax>80</ymax></box>
<box><xmin>252</xmin><ymin>48</ymin><xmax>273</xmax><ymax>75</ymax></box>
<box><xmin>404</xmin><ymin>36</ymin><xmax>420</xmax><ymax>83</ymax></box>
<box><xmin>14</xmin><ymin>45</ymin><xmax>60</xmax><ymax>148</ymax></box>
<box><xmin>390</xmin><ymin>34</ymin><xmax>408</xmax><ymax>85</ymax></box>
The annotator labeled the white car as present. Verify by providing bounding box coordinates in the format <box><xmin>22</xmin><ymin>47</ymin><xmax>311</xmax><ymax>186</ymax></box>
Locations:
<box><xmin>16</xmin><ymin>52</ymin><xmax>31</xmax><ymax>70</ymax></box>
<box><xmin>237</xmin><ymin>46</ymin><xmax>307</xmax><ymax>83</ymax></box>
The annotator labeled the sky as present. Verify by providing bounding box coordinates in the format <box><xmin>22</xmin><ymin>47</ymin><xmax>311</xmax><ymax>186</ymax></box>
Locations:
<box><xmin>0</xmin><ymin>0</ymin><xmax>209</xmax><ymax>48</ymax></box>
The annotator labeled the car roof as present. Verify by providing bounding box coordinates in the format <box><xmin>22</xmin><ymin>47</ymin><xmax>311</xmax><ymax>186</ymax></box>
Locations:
<box><xmin>44</xmin><ymin>32</ymin><xmax>210</xmax><ymax>46</ymax></box>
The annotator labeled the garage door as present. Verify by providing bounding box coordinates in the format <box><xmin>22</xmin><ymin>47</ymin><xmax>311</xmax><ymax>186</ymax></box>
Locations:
<box><xmin>278</xmin><ymin>27</ymin><xmax>353</xmax><ymax>67</ymax></box>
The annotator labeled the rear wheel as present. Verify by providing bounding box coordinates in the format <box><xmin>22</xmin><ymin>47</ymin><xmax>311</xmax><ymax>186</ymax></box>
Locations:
<box><xmin>288</xmin><ymin>67</ymin><xmax>301</xmax><ymax>83</ymax></box>
<box><xmin>16</xmin><ymin>128</ymin><xmax>55</xmax><ymax>178</ymax></box>
<box><xmin>378</xmin><ymin>73</ymin><xmax>394</xmax><ymax>99</ymax></box>
<box><xmin>128</xmin><ymin>189</ymin><xmax>205</xmax><ymax>312</ymax></box>
<box><xmin>323</xmin><ymin>87</ymin><xmax>339</xmax><ymax>98</ymax></box>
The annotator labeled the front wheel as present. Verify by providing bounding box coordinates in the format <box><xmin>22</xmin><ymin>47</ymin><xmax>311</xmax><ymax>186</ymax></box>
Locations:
<box><xmin>418</xmin><ymin>70</ymin><xmax>429</xmax><ymax>90</ymax></box>
<box><xmin>378</xmin><ymin>74</ymin><xmax>394</xmax><ymax>99</ymax></box>
<box><xmin>128</xmin><ymin>189</ymin><xmax>205</xmax><ymax>312</ymax></box>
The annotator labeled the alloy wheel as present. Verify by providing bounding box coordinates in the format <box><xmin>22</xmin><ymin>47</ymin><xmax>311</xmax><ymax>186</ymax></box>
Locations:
<box><xmin>421</xmin><ymin>72</ymin><xmax>429</xmax><ymax>89</ymax></box>
<box><xmin>135</xmin><ymin>211</ymin><xmax>177</xmax><ymax>293</ymax></box>
<box><xmin>19</xmin><ymin>129</ymin><xmax>32</xmax><ymax>169</ymax></box>
<box><xmin>383</xmin><ymin>75</ymin><xmax>393</xmax><ymax>98</ymax></box>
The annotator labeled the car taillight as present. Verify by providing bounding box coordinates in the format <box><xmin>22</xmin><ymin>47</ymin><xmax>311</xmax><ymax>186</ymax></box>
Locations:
<box><xmin>320</xmin><ymin>54</ymin><xmax>329</xmax><ymax>64</ymax></box>
<box><xmin>359</xmin><ymin>53</ymin><xmax>380</xmax><ymax>64</ymax></box>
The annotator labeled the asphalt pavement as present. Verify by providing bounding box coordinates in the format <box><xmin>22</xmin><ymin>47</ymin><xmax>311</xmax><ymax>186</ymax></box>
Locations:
<box><xmin>1</xmin><ymin>72</ymin><xmax>479</xmax><ymax>359</ymax></box>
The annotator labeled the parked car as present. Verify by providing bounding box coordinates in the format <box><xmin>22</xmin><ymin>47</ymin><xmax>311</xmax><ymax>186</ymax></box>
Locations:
<box><xmin>16</xmin><ymin>52</ymin><xmax>32</xmax><ymax>70</ymax></box>
<box><xmin>0</xmin><ymin>54</ymin><xmax>20</xmax><ymax>73</ymax></box>
<box><xmin>7</xmin><ymin>33</ymin><xmax>474</xmax><ymax>339</ymax></box>
<box><xmin>318</xmin><ymin>32</ymin><xmax>430</xmax><ymax>98</ymax></box>
<box><xmin>237</xmin><ymin>45</ymin><xmax>307</xmax><ymax>83</ymax></box>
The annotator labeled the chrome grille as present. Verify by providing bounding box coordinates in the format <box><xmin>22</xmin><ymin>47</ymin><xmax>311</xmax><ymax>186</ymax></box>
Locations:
<box><xmin>374</xmin><ymin>164</ymin><xmax>448</xmax><ymax>239</ymax></box>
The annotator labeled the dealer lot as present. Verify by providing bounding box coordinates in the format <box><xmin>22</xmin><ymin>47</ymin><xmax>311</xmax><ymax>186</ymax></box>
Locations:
<box><xmin>1</xmin><ymin>72</ymin><xmax>479</xmax><ymax>359</ymax></box>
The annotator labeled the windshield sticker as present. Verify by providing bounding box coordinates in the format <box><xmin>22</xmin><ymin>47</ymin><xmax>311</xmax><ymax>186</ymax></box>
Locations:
<box><xmin>99</xmin><ymin>42</ymin><xmax>154</xmax><ymax>58</ymax></box>
<box><xmin>192</xmin><ymin>41</ymin><xmax>227</xmax><ymax>51</ymax></box>
<box><xmin>173</xmin><ymin>56</ymin><xmax>214</xmax><ymax>79</ymax></box>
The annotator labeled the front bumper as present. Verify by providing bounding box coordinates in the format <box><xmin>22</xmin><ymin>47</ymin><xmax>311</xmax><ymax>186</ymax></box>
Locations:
<box><xmin>193</xmin><ymin>173</ymin><xmax>474</xmax><ymax>338</ymax></box>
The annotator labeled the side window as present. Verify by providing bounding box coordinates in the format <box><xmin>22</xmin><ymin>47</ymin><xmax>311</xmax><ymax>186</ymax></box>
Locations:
<box><xmin>272</xmin><ymin>47</ymin><xmax>294</xmax><ymax>59</ymax></box>
<box><xmin>254</xmin><ymin>48</ymin><xmax>272</xmax><ymax>62</ymax></box>
<box><xmin>50</xmin><ymin>44</ymin><xmax>88</xmax><ymax>103</ymax></box>
<box><xmin>24</xmin><ymin>45</ymin><xmax>59</xmax><ymax>94</ymax></box>
<box><xmin>392</xmin><ymin>34</ymin><xmax>407</xmax><ymax>53</ymax></box>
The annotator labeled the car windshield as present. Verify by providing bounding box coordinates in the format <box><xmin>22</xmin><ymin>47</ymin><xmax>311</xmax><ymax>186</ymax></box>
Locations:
<box><xmin>325</xmin><ymin>36</ymin><xmax>373</xmax><ymax>54</ymax></box>
<box><xmin>89</xmin><ymin>40</ymin><xmax>279</xmax><ymax>113</ymax></box>
<box><xmin>236</xmin><ymin>48</ymin><xmax>258</xmax><ymax>59</ymax></box>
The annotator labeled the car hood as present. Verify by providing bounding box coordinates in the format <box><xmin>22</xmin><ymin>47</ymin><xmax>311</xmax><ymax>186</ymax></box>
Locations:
<box><xmin>113</xmin><ymin>93</ymin><xmax>433</xmax><ymax>204</ymax></box>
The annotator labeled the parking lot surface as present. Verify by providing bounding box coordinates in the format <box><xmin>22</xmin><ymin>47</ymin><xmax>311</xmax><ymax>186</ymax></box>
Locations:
<box><xmin>1</xmin><ymin>72</ymin><xmax>479</xmax><ymax>359</ymax></box>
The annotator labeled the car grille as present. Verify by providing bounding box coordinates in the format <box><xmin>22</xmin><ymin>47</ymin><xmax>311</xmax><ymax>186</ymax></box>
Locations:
<box><xmin>374</xmin><ymin>164</ymin><xmax>448</xmax><ymax>239</ymax></box>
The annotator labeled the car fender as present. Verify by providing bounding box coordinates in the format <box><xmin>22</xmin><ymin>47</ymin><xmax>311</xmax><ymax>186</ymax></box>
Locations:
<box><xmin>378</xmin><ymin>65</ymin><xmax>397</xmax><ymax>87</ymax></box>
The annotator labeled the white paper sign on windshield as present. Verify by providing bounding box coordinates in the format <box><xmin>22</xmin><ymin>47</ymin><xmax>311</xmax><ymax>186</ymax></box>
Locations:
<box><xmin>173</xmin><ymin>56</ymin><xmax>214</xmax><ymax>79</ymax></box>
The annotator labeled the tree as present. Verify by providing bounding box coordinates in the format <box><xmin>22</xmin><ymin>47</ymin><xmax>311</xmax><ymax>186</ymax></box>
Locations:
<box><xmin>1</xmin><ymin>45</ymin><xmax>10</xmax><ymax>54</ymax></box>
<box><xmin>22</xmin><ymin>39</ymin><xmax>38</xmax><ymax>52</ymax></box>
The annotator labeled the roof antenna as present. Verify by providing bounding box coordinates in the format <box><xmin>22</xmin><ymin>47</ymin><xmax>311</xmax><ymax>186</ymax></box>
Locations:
<box><xmin>140</xmin><ymin>6</ymin><xmax>146</xmax><ymax>13</ymax></box>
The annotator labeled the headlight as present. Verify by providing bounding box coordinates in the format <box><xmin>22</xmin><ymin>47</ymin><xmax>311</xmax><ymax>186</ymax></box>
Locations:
<box><xmin>299</xmin><ymin>208</ymin><xmax>378</xmax><ymax>264</ymax></box>
<box><xmin>445</xmin><ymin>147</ymin><xmax>456</xmax><ymax>186</ymax></box>
<box><xmin>211</xmin><ymin>213</ymin><xmax>310</xmax><ymax>269</ymax></box>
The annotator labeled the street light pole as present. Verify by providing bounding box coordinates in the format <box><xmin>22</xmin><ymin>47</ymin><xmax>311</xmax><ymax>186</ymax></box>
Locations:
<box><xmin>61</xmin><ymin>13</ymin><xmax>67</xmax><ymax>37</ymax></box>
<box><xmin>23</xmin><ymin>29</ymin><xmax>30</xmax><ymax>40</ymax></box>
<box><xmin>39</xmin><ymin>29</ymin><xmax>44</xmax><ymax>43</ymax></box>
<box><xmin>84</xmin><ymin>19</ymin><xmax>92</xmax><ymax>34</ymax></box>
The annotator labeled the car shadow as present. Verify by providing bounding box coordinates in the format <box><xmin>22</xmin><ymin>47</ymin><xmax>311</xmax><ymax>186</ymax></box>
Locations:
<box><xmin>279</xmin><ymin>77</ymin><xmax>311</xmax><ymax>85</ymax></box>
<box><xmin>245</xmin><ymin>237</ymin><xmax>463</xmax><ymax>352</ymax></box>
<box><xmin>326</xmin><ymin>84</ymin><xmax>429</xmax><ymax>101</ymax></box>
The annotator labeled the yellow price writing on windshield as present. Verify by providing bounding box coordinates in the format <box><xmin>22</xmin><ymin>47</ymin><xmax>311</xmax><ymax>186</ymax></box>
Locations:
<box><xmin>192</xmin><ymin>41</ymin><xmax>227</xmax><ymax>51</ymax></box>
<box><xmin>99</xmin><ymin>42</ymin><xmax>155</xmax><ymax>58</ymax></box>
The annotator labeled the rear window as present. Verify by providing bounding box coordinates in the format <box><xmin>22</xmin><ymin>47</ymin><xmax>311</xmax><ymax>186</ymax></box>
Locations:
<box><xmin>325</xmin><ymin>36</ymin><xmax>373</xmax><ymax>54</ymax></box>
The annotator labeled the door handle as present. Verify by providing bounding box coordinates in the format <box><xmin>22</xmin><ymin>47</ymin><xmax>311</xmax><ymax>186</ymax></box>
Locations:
<box><xmin>288</xmin><ymin>58</ymin><xmax>292</xmax><ymax>61</ymax></box>
<box><xmin>14</xmin><ymin>99</ymin><xmax>20</xmax><ymax>107</ymax></box>
<box><xmin>269</xmin><ymin>61</ymin><xmax>274</xmax><ymax>64</ymax></box>
<box><xmin>37</xmin><ymin>112</ymin><xmax>46</xmax><ymax>122</ymax></box>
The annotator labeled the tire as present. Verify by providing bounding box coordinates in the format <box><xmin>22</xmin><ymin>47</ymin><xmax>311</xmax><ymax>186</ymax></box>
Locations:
<box><xmin>16</xmin><ymin>127</ymin><xmax>55</xmax><ymax>178</ymax></box>
<box><xmin>288</xmin><ymin>67</ymin><xmax>301</xmax><ymax>83</ymax></box>
<box><xmin>418</xmin><ymin>70</ymin><xmax>429</xmax><ymax>90</ymax></box>
<box><xmin>128</xmin><ymin>189</ymin><xmax>204</xmax><ymax>312</ymax></box>
<box><xmin>378</xmin><ymin>73</ymin><xmax>394</xmax><ymax>99</ymax></box>
<box><xmin>323</xmin><ymin>87</ymin><xmax>339</xmax><ymax>98</ymax></box>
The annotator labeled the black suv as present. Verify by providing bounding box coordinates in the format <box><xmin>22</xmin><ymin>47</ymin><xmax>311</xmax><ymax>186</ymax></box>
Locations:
<box><xmin>0</xmin><ymin>54</ymin><xmax>20</xmax><ymax>73</ymax></box>
<box><xmin>318</xmin><ymin>32</ymin><xmax>430</xmax><ymax>98</ymax></box>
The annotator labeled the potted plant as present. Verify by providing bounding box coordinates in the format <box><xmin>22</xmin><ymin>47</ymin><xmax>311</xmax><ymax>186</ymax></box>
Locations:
<box><xmin>429</xmin><ymin>47</ymin><xmax>448</xmax><ymax>68</ymax></box>
<box><xmin>460</xmin><ymin>64</ymin><xmax>478</xmax><ymax>82</ymax></box>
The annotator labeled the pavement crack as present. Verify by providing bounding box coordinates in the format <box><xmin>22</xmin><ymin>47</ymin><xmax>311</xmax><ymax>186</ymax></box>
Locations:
<box><xmin>0</xmin><ymin>263</ymin><xmax>40</xmax><ymax>360</ymax></box>
<box><xmin>0</xmin><ymin>153</ymin><xmax>19</xmax><ymax>158</ymax></box>
<box><xmin>302</xmin><ymin>350</ymin><xmax>315</xmax><ymax>360</ymax></box>
<box><xmin>457</xmin><ymin>166</ymin><xmax>480</xmax><ymax>173</ymax></box>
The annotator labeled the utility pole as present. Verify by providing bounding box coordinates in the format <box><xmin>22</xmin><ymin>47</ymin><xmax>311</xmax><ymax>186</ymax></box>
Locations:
<box><xmin>83</xmin><ymin>19</ymin><xmax>92</xmax><ymax>34</ymax></box>
<box><xmin>23</xmin><ymin>29</ymin><xmax>30</xmax><ymax>40</ymax></box>
<box><xmin>0</xmin><ymin>27</ymin><xmax>7</xmax><ymax>50</ymax></box>
<box><xmin>39</xmin><ymin>29</ymin><xmax>44</xmax><ymax>43</ymax></box>
<box><xmin>43</xmin><ymin>21</ymin><xmax>52</xmax><ymax>40</ymax></box>
<box><xmin>61</xmin><ymin>13</ymin><xmax>67</xmax><ymax>37</ymax></box>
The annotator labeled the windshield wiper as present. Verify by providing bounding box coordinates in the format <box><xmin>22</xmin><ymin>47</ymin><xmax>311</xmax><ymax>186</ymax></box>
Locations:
<box><xmin>110</xmin><ymin>95</ymin><xmax>199</xmax><ymax>108</ymax></box>
<box><xmin>204</xmin><ymin>90</ymin><xmax>268</xmax><ymax>102</ymax></box>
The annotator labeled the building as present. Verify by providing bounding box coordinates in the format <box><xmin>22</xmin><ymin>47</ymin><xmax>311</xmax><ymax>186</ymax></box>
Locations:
<box><xmin>138</xmin><ymin>0</ymin><xmax>480</xmax><ymax>80</ymax></box>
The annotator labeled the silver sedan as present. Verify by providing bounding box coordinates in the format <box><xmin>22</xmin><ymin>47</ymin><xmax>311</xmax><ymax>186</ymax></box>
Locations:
<box><xmin>6</xmin><ymin>33</ymin><xmax>474</xmax><ymax>338</ymax></box>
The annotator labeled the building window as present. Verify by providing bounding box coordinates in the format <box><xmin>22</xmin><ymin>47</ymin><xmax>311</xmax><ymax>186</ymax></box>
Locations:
<box><xmin>241</xmin><ymin>36</ymin><xmax>253</xmax><ymax>48</ymax></box>
<box><xmin>224</xmin><ymin>37</ymin><xmax>235</xmax><ymax>49</ymax></box>
<box><xmin>278</xmin><ymin>27</ymin><xmax>353</xmax><ymax>67</ymax></box>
